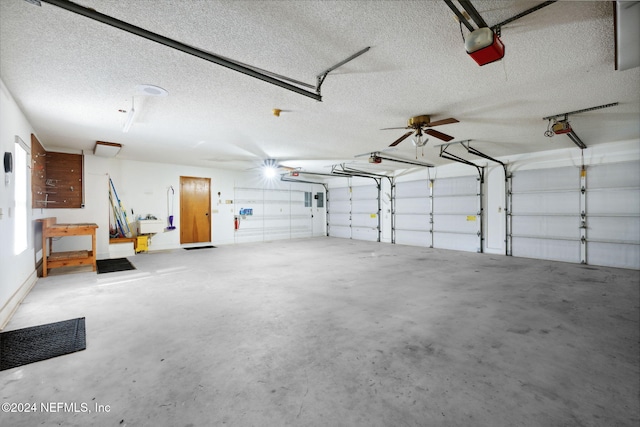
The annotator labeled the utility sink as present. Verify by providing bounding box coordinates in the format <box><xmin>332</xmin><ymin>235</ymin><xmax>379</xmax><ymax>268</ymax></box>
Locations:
<box><xmin>137</xmin><ymin>219</ymin><xmax>165</xmax><ymax>234</ymax></box>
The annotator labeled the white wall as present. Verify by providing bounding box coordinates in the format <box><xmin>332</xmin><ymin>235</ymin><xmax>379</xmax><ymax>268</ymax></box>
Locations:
<box><xmin>0</xmin><ymin>80</ymin><xmax>38</xmax><ymax>328</ymax></box>
<box><xmin>38</xmin><ymin>155</ymin><xmax>327</xmax><ymax>256</ymax></box>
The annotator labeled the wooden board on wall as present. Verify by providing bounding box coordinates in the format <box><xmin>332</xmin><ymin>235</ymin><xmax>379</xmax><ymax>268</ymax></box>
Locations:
<box><xmin>45</xmin><ymin>152</ymin><xmax>83</xmax><ymax>208</ymax></box>
<box><xmin>31</xmin><ymin>134</ymin><xmax>84</xmax><ymax>209</ymax></box>
<box><xmin>31</xmin><ymin>134</ymin><xmax>47</xmax><ymax>208</ymax></box>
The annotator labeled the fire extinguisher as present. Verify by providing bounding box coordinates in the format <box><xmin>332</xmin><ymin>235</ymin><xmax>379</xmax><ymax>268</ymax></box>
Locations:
<box><xmin>234</xmin><ymin>216</ymin><xmax>239</xmax><ymax>230</ymax></box>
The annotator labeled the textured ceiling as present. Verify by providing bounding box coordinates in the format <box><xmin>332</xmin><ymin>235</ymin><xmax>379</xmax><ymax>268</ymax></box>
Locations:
<box><xmin>0</xmin><ymin>0</ymin><xmax>638</xmax><ymax>173</ymax></box>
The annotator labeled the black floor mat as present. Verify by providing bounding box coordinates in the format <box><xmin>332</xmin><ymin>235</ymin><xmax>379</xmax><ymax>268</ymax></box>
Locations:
<box><xmin>97</xmin><ymin>258</ymin><xmax>136</xmax><ymax>274</ymax></box>
<box><xmin>0</xmin><ymin>318</ymin><xmax>86</xmax><ymax>371</ymax></box>
<box><xmin>184</xmin><ymin>246</ymin><xmax>216</xmax><ymax>250</ymax></box>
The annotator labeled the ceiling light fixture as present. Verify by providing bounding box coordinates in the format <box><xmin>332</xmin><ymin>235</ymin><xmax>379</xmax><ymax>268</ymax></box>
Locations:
<box><xmin>262</xmin><ymin>159</ymin><xmax>279</xmax><ymax>179</ymax></box>
<box><xmin>263</xmin><ymin>166</ymin><xmax>277</xmax><ymax>178</ymax></box>
<box><xmin>94</xmin><ymin>141</ymin><xmax>122</xmax><ymax>157</ymax></box>
<box><xmin>136</xmin><ymin>84</ymin><xmax>169</xmax><ymax>97</ymax></box>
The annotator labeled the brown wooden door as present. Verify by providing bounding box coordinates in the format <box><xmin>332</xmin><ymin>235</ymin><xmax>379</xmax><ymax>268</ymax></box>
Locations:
<box><xmin>180</xmin><ymin>176</ymin><xmax>211</xmax><ymax>244</ymax></box>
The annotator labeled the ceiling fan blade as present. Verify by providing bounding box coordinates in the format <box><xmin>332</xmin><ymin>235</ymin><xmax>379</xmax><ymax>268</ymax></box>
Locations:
<box><xmin>389</xmin><ymin>131</ymin><xmax>414</xmax><ymax>147</ymax></box>
<box><xmin>425</xmin><ymin>129</ymin><xmax>455</xmax><ymax>142</ymax></box>
<box><xmin>381</xmin><ymin>126</ymin><xmax>410</xmax><ymax>130</ymax></box>
<box><xmin>426</xmin><ymin>118</ymin><xmax>459</xmax><ymax>127</ymax></box>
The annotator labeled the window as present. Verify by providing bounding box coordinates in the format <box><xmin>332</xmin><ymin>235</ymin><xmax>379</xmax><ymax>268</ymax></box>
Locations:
<box><xmin>14</xmin><ymin>136</ymin><xmax>29</xmax><ymax>254</ymax></box>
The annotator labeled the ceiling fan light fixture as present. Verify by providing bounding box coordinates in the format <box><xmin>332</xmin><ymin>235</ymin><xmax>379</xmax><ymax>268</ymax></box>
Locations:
<box><xmin>412</xmin><ymin>135</ymin><xmax>429</xmax><ymax>147</ymax></box>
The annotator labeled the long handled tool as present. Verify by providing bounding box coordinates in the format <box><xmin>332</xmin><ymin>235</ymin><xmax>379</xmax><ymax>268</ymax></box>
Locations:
<box><xmin>109</xmin><ymin>188</ymin><xmax>125</xmax><ymax>237</ymax></box>
<box><xmin>109</xmin><ymin>177</ymin><xmax>132</xmax><ymax>237</ymax></box>
<box><xmin>166</xmin><ymin>185</ymin><xmax>176</xmax><ymax>230</ymax></box>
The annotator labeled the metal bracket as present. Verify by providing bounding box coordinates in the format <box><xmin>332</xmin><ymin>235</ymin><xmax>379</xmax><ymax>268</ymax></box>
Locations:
<box><xmin>437</xmin><ymin>140</ymin><xmax>485</xmax><ymax>182</ymax></box>
<box><xmin>491</xmin><ymin>1</ymin><xmax>558</xmax><ymax>36</ymax></box>
<box><xmin>315</xmin><ymin>47</ymin><xmax>371</xmax><ymax>97</ymax></box>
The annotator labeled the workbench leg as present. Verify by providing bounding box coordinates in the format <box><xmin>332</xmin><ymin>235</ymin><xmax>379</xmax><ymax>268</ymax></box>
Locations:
<box><xmin>91</xmin><ymin>231</ymin><xmax>97</xmax><ymax>272</ymax></box>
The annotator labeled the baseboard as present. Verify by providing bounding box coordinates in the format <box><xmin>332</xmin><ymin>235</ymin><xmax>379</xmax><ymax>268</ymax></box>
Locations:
<box><xmin>0</xmin><ymin>270</ymin><xmax>38</xmax><ymax>330</ymax></box>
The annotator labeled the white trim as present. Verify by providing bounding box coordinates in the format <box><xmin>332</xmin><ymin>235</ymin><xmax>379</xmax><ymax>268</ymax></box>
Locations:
<box><xmin>15</xmin><ymin>135</ymin><xmax>30</xmax><ymax>153</ymax></box>
<box><xmin>0</xmin><ymin>270</ymin><xmax>38</xmax><ymax>330</ymax></box>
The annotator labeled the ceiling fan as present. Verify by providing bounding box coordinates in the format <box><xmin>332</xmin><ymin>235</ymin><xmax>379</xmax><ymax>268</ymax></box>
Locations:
<box><xmin>382</xmin><ymin>115</ymin><xmax>460</xmax><ymax>147</ymax></box>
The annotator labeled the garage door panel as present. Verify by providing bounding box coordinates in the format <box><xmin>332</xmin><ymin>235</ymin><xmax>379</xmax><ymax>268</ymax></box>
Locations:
<box><xmin>512</xmin><ymin>168</ymin><xmax>578</xmax><ymax>192</ymax></box>
<box><xmin>328</xmin><ymin>184</ymin><xmax>379</xmax><ymax>242</ymax></box>
<box><xmin>395</xmin><ymin>180</ymin><xmax>432</xmax><ymax>247</ymax></box>
<box><xmin>512</xmin><ymin>216</ymin><xmax>580</xmax><ymax>240</ymax></box>
<box><xmin>584</xmin><ymin>161</ymin><xmax>640</xmax><ymax>269</ymax></box>
<box><xmin>330</xmin><ymin>187</ymin><xmax>351</xmax><ymax>200</ymax></box>
<box><xmin>396</xmin><ymin>180</ymin><xmax>430</xmax><ymax>198</ymax></box>
<box><xmin>588</xmin><ymin>242</ymin><xmax>640</xmax><ymax>269</ymax></box>
<box><xmin>352</xmin><ymin>227</ymin><xmax>378</xmax><ymax>241</ymax></box>
<box><xmin>433</xmin><ymin>232</ymin><xmax>479</xmax><ymax>252</ymax></box>
<box><xmin>352</xmin><ymin>199</ymin><xmax>376</xmax><ymax>213</ymax></box>
<box><xmin>396</xmin><ymin>230</ymin><xmax>430</xmax><ymax>247</ymax></box>
<box><xmin>512</xmin><ymin>237</ymin><xmax>580</xmax><ymax>263</ymax></box>
<box><xmin>330</xmin><ymin>212</ymin><xmax>350</xmax><ymax>225</ymax></box>
<box><xmin>396</xmin><ymin>214</ymin><xmax>430</xmax><ymax>231</ymax></box>
<box><xmin>433</xmin><ymin>176</ymin><xmax>477</xmax><ymax>196</ymax></box>
<box><xmin>433</xmin><ymin>195</ymin><xmax>478</xmax><ymax>214</ymax></box>
<box><xmin>352</xmin><ymin>185</ymin><xmax>378</xmax><ymax>199</ymax></box>
<box><xmin>588</xmin><ymin>216</ymin><xmax>640</xmax><ymax>242</ymax></box>
<box><xmin>330</xmin><ymin>200</ymin><xmax>350</xmax><ymax>213</ymax></box>
<box><xmin>431</xmin><ymin>176</ymin><xmax>480</xmax><ymax>253</ymax></box>
<box><xmin>352</xmin><ymin>213</ymin><xmax>378</xmax><ymax>227</ymax></box>
<box><xmin>587</xmin><ymin>189</ymin><xmax>640</xmax><ymax>216</ymax></box>
<box><xmin>330</xmin><ymin>225</ymin><xmax>351</xmax><ymax>239</ymax></box>
<box><xmin>588</xmin><ymin>161</ymin><xmax>640</xmax><ymax>188</ymax></box>
<box><xmin>395</xmin><ymin>197</ymin><xmax>430</xmax><ymax>213</ymax></box>
<box><xmin>433</xmin><ymin>214</ymin><xmax>478</xmax><ymax>234</ymax></box>
<box><xmin>511</xmin><ymin>192</ymin><xmax>579</xmax><ymax>215</ymax></box>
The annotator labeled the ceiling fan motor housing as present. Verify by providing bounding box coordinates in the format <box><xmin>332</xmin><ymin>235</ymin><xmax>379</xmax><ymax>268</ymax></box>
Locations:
<box><xmin>465</xmin><ymin>27</ymin><xmax>505</xmax><ymax>66</ymax></box>
<box><xmin>408</xmin><ymin>115</ymin><xmax>430</xmax><ymax>128</ymax></box>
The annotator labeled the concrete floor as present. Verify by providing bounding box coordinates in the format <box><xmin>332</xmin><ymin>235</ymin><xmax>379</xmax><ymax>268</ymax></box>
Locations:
<box><xmin>1</xmin><ymin>237</ymin><xmax>639</xmax><ymax>427</ymax></box>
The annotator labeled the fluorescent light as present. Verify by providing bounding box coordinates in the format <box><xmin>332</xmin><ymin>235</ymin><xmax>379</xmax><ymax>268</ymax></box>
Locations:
<box><xmin>94</xmin><ymin>141</ymin><xmax>122</xmax><ymax>157</ymax></box>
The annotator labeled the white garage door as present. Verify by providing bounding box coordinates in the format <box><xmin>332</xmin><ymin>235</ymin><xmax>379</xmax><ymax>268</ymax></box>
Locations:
<box><xmin>328</xmin><ymin>186</ymin><xmax>351</xmax><ymax>239</ymax></box>
<box><xmin>432</xmin><ymin>176</ymin><xmax>482</xmax><ymax>252</ymax></box>
<box><xmin>586</xmin><ymin>161</ymin><xmax>640</xmax><ymax>269</ymax></box>
<box><xmin>395</xmin><ymin>179</ymin><xmax>431</xmax><ymax>247</ymax></box>
<box><xmin>351</xmin><ymin>184</ymin><xmax>380</xmax><ymax>242</ymax></box>
<box><xmin>234</xmin><ymin>187</ymin><xmax>312</xmax><ymax>243</ymax></box>
<box><xmin>510</xmin><ymin>167</ymin><xmax>581</xmax><ymax>263</ymax></box>
<box><xmin>328</xmin><ymin>184</ymin><xmax>380</xmax><ymax>241</ymax></box>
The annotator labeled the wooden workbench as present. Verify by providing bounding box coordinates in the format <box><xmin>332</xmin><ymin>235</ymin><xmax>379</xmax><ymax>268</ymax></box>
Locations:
<box><xmin>38</xmin><ymin>217</ymin><xmax>98</xmax><ymax>277</ymax></box>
